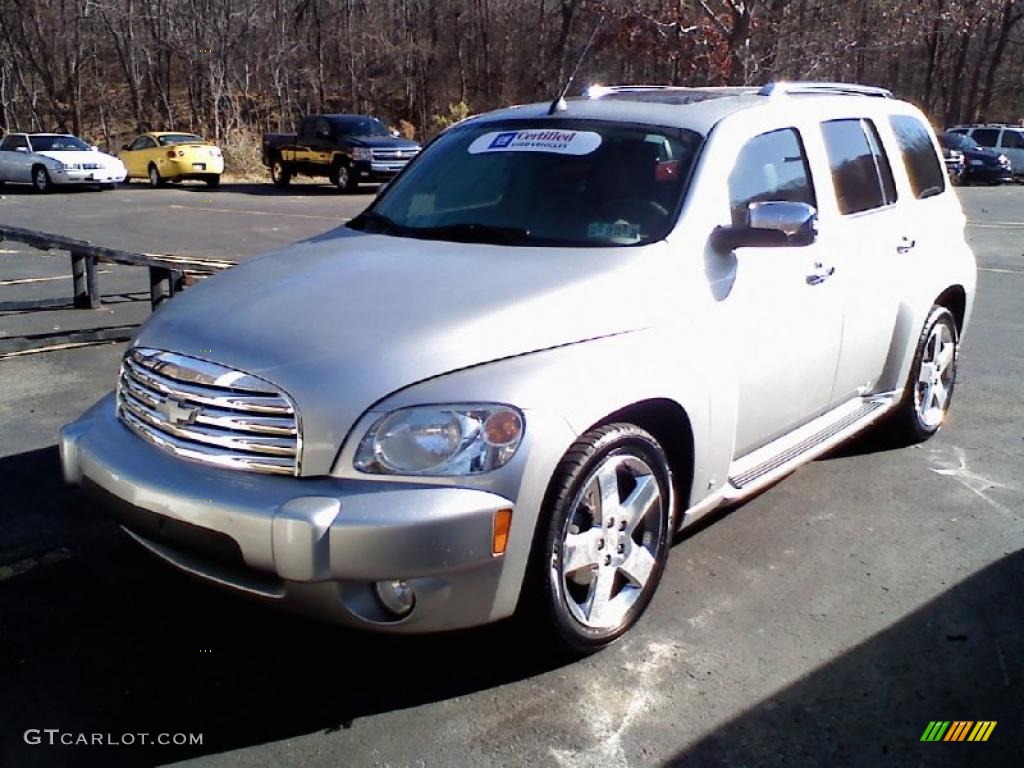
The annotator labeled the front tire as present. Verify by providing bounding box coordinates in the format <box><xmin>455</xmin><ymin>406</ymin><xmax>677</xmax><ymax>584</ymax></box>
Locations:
<box><xmin>331</xmin><ymin>161</ymin><xmax>357</xmax><ymax>193</ymax></box>
<box><xmin>884</xmin><ymin>305</ymin><xmax>959</xmax><ymax>444</ymax></box>
<box><xmin>533</xmin><ymin>423</ymin><xmax>675</xmax><ymax>654</ymax></box>
<box><xmin>32</xmin><ymin>166</ymin><xmax>52</xmax><ymax>193</ymax></box>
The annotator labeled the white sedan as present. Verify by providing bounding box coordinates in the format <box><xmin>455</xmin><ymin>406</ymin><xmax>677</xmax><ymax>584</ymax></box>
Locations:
<box><xmin>0</xmin><ymin>133</ymin><xmax>127</xmax><ymax>192</ymax></box>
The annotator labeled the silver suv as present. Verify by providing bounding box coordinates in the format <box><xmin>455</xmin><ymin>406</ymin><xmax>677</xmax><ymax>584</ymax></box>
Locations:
<box><xmin>61</xmin><ymin>82</ymin><xmax>976</xmax><ymax>652</ymax></box>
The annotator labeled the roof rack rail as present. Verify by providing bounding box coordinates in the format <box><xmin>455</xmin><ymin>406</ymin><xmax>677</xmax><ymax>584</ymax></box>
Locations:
<box><xmin>585</xmin><ymin>84</ymin><xmax>756</xmax><ymax>99</ymax></box>
<box><xmin>759</xmin><ymin>81</ymin><xmax>893</xmax><ymax>99</ymax></box>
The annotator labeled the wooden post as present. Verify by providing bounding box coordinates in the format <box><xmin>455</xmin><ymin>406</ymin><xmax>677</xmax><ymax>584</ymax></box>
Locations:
<box><xmin>70</xmin><ymin>249</ymin><xmax>101</xmax><ymax>309</ymax></box>
<box><xmin>71</xmin><ymin>250</ymin><xmax>88</xmax><ymax>308</ymax></box>
<box><xmin>149</xmin><ymin>267</ymin><xmax>184</xmax><ymax>309</ymax></box>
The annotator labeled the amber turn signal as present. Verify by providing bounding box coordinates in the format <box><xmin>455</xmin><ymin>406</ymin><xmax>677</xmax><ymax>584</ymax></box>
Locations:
<box><xmin>492</xmin><ymin>508</ymin><xmax>513</xmax><ymax>556</ymax></box>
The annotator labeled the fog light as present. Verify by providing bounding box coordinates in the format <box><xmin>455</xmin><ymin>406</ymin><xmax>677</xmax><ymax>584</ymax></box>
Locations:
<box><xmin>375</xmin><ymin>579</ymin><xmax>415</xmax><ymax>617</ymax></box>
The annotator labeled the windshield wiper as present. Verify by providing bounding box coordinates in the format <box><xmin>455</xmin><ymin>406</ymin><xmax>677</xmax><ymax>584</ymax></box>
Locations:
<box><xmin>348</xmin><ymin>210</ymin><xmax>407</xmax><ymax>236</ymax></box>
<box><xmin>407</xmin><ymin>222</ymin><xmax>533</xmax><ymax>245</ymax></box>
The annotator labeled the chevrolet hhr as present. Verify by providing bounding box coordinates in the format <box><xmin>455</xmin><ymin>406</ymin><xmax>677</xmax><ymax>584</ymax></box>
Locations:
<box><xmin>61</xmin><ymin>82</ymin><xmax>976</xmax><ymax>652</ymax></box>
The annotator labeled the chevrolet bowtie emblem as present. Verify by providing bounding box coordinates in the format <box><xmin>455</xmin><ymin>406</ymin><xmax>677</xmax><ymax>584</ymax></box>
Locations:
<box><xmin>158</xmin><ymin>398</ymin><xmax>199</xmax><ymax>426</ymax></box>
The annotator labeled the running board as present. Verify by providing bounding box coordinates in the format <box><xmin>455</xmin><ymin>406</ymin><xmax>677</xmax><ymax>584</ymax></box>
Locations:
<box><xmin>724</xmin><ymin>395</ymin><xmax>897</xmax><ymax>501</ymax></box>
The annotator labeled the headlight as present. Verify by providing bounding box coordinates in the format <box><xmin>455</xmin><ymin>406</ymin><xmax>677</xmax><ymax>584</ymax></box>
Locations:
<box><xmin>998</xmin><ymin>154</ymin><xmax>1010</xmax><ymax>165</ymax></box>
<box><xmin>351</xmin><ymin>147</ymin><xmax>372</xmax><ymax>161</ymax></box>
<box><xmin>354</xmin><ymin>404</ymin><xmax>524</xmax><ymax>475</ymax></box>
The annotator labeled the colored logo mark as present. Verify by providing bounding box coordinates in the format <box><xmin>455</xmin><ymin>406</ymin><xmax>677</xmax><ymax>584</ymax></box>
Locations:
<box><xmin>920</xmin><ymin>721</ymin><xmax>996</xmax><ymax>742</ymax></box>
<box><xmin>488</xmin><ymin>132</ymin><xmax>518</xmax><ymax>149</ymax></box>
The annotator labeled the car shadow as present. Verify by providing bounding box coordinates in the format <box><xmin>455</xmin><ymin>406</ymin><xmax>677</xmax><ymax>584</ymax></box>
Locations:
<box><xmin>0</xmin><ymin>445</ymin><xmax>573</xmax><ymax>768</ymax></box>
<box><xmin>172</xmin><ymin>182</ymin><xmax>380</xmax><ymax>198</ymax></box>
<box><xmin>664</xmin><ymin>549</ymin><xmax>1024</xmax><ymax>767</ymax></box>
<box><xmin>0</xmin><ymin>184</ymin><xmax>111</xmax><ymax>196</ymax></box>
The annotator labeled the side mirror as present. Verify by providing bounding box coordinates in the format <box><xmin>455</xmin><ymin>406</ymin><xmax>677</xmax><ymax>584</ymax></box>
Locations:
<box><xmin>121</xmin><ymin>144</ymin><xmax>130</xmax><ymax>151</ymax></box>
<box><xmin>710</xmin><ymin>201</ymin><xmax>817</xmax><ymax>251</ymax></box>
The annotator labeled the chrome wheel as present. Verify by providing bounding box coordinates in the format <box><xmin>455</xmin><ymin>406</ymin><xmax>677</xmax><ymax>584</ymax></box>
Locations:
<box><xmin>148</xmin><ymin>165</ymin><xmax>160</xmax><ymax>187</ymax></box>
<box><xmin>271</xmin><ymin>159</ymin><xmax>289</xmax><ymax>186</ymax></box>
<box><xmin>334</xmin><ymin>163</ymin><xmax>349</xmax><ymax>190</ymax></box>
<box><xmin>557</xmin><ymin>454</ymin><xmax>665</xmax><ymax>630</ymax></box>
<box><xmin>915</xmin><ymin>321</ymin><xmax>956</xmax><ymax>428</ymax></box>
<box><xmin>33</xmin><ymin>167</ymin><xmax>50</xmax><ymax>192</ymax></box>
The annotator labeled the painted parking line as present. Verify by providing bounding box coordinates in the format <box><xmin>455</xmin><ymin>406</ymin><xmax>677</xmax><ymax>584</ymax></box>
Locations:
<box><xmin>0</xmin><ymin>270</ymin><xmax>111</xmax><ymax>287</ymax></box>
<box><xmin>167</xmin><ymin>204</ymin><xmax>347</xmax><ymax>222</ymax></box>
<box><xmin>967</xmin><ymin>221</ymin><xmax>1024</xmax><ymax>228</ymax></box>
<box><xmin>979</xmin><ymin>267</ymin><xmax>1024</xmax><ymax>275</ymax></box>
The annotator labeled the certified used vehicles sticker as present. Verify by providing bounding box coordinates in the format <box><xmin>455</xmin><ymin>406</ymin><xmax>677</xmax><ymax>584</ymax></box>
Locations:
<box><xmin>468</xmin><ymin>130</ymin><xmax>603</xmax><ymax>155</ymax></box>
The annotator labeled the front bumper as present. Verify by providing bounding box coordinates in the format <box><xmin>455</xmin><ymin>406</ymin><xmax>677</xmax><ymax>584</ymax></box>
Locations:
<box><xmin>964</xmin><ymin>164</ymin><xmax>1013</xmax><ymax>184</ymax></box>
<box><xmin>60</xmin><ymin>395</ymin><xmax>516</xmax><ymax>632</ymax></box>
<box><xmin>53</xmin><ymin>168</ymin><xmax>126</xmax><ymax>184</ymax></box>
<box><xmin>352</xmin><ymin>159</ymin><xmax>410</xmax><ymax>182</ymax></box>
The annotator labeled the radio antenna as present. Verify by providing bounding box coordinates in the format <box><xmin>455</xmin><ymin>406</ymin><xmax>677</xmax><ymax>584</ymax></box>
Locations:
<box><xmin>548</xmin><ymin>17</ymin><xmax>605</xmax><ymax>115</ymax></box>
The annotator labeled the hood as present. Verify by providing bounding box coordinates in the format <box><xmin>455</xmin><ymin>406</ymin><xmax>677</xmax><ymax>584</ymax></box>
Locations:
<box><xmin>348</xmin><ymin>137</ymin><xmax>420</xmax><ymax>150</ymax></box>
<box><xmin>135</xmin><ymin>229</ymin><xmax>672</xmax><ymax>473</ymax></box>
<box><xmin>38</xmin><ymin>150</ymin><xmax>123</xmax><ymax>167</ymax></box>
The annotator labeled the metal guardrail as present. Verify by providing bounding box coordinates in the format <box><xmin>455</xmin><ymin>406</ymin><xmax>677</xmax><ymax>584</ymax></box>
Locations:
<box><xmin>0</xmin><ymin>225</ymin><xmax>236</xmax><ymax>355</ymax></box>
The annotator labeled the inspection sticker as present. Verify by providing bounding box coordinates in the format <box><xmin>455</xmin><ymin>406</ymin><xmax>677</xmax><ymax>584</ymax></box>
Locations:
<box><xmin>468</xmin><ymin>130</ymin><xmax>602</xmax><ymax>155</ymax></box>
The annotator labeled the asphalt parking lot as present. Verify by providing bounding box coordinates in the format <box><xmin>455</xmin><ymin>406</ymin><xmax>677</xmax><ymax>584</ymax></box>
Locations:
<box><xmin>1</xmin><ymin>181</ymin><xmax>1022</xmax><ymax>768</ymax></box>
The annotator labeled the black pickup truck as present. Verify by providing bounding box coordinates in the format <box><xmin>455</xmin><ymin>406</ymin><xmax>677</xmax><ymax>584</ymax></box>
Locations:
<box><xmin>262</xmin><ymin>115</ymin><xmax>420</xmax><ymax>192</ymax></box>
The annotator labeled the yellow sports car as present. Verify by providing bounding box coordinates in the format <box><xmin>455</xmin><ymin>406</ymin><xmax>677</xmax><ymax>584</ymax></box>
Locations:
<box><xmin>119</xmin><ymin>132</ymin><xmax>224</xmax><ymax>187</ymax></box>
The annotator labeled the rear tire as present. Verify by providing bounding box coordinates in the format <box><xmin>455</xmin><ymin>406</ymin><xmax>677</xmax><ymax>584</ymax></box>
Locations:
<box><xmin>205</xmin><ymin>174</ymin><xmax>221</xmax><ymax>188</ymax></box>
<box><xmin>148</xmin><ymin>164</ymin><xmax>165</xmax><ymax>188</ymax></box>
<box><xmin>270</xmin><ymin>158</ymin><xmax>291</xmax><ymax>187</ymax></box>
<box><xmin>882</xmin><ymin>305</ymin><xmax>958</xmax><ymax>444</ymax></box>
<box><xmin>526</xmin><ymin>423</ymin><xmax>675</xmax><ymax>655</ymax></box>
<box><xmin>32</xmin><ymin>165</ymin><xmax>52</xmax><ymax>193</ymax></box>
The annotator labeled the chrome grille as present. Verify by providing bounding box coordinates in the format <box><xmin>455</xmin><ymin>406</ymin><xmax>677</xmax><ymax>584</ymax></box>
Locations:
<box><xmin>370</xmin><ymin>148</ymin><xmax>418</xmax><ymax>162</ymax></box>
<box><xmin>116</xmin><ymin>348</ymin><xmax>300</xmax><ymax>476</ymax></box>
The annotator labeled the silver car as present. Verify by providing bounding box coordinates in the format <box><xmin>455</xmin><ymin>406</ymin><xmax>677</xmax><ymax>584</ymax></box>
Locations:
<box><xmin>61</xmin><ymin>82</ymin><xmax>976</xmax><ymax>652</ymax></box>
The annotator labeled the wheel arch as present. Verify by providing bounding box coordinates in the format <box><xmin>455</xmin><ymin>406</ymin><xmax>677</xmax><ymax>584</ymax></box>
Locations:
<box><xmin>934</xmin><ymin>284</ymin><xmax>967</xmax><ymax>333</ymax></box>
<box><xmin>587</xmin><ymin>398</ymin><xmax>695</xmax><ymax>529</ymax></box>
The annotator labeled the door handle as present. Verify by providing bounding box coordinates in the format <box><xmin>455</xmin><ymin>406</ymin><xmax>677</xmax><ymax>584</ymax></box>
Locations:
<box><xmin>806</xmin><ymin>262</ymin><xmax>835</xmax><ymax>286</ymax></box>
<box><xmin>897</xmin><ymin>237</ymin><xmax>916</xmax><ymax>254</ymax></box>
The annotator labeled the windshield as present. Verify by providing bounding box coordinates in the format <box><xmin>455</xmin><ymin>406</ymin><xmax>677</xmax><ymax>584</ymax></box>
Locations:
<box><xmin>349</xmin><ymin>120</ymin><xmax>701</xmax><ymax>247</ymax></box>
<box><xmin>943</xmin><ymin>133</ymin><xmax>979</xmax><ymax>151</ymax></box>
<box><xmin>335</xmin><ymin>117</ymin><xmax>391</xmax><ymax>138</ymax></box>
<box><xmin>30</xmin><ymin>135</ymin><xmax>90</xmax><ymax>152</ymax></box>
<box><xmin>157</xmin><ymin>134</ymin><xmax>204</xmax><ymax>146</ymax></box>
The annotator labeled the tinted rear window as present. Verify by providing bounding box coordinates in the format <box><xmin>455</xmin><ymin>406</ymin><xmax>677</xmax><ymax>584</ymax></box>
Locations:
<box><xmin>889</xmin><ymin>115</ymin><xmax>945</xmax><ymax>199</ymax></box>
<box><xmin>821</xmin><ymin>118</ymin><xmax>897</xmax><ymax>215</ymax></box>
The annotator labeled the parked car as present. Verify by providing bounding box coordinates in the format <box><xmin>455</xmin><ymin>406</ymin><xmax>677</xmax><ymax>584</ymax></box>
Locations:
<box><xmin>62</xmin><ymin>82</ymin><xmax>976</xmax><ymax>654</ymax></box>
<box><xmin>0</xmin><ymin>132</ymin><xmax>126</xmax><ymax>192</ymax></box>
<box><xmin>118</xmin><ymin>132</ymin><xmax>223</xmax><ymax>187</ymax></box>
<box><xmin>939</xmin><ymin>132</ymin><xmax>1013</xmax><ymax>185</ymax></box>
<box><xmin>262</xmin><ymin>115</ymin><xmax>420</xmax><ymax>191</ymax></box>
<box><xmin>947</xmin><ymin>123</ymin><xmax>1024</xmax><ymax>178</ymax></box>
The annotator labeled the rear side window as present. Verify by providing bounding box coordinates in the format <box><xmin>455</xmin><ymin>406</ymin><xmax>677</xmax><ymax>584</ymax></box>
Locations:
<box><xmin>821</xmin><ymin>118</ymin><xmax>897</xmax><ymax>215</ymax></box>
<box><xmin>889</xmin><ymin>115</ymin><xmax>945</xmax><ymax>199</ymax></box>
<box><xmin>727</xmin><ymin>128</ymin><xmax>816</xmax><ymax>226</ymax></box>
<box><xmin>1001</xmin><ymin>131</ymin><xmax>1024</xmax><ymax>149</ymax></box>
<box><xmin>971</xmin><ymin>128</ymin><xmax>1000</xmax><ymax>147</ymax></box>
